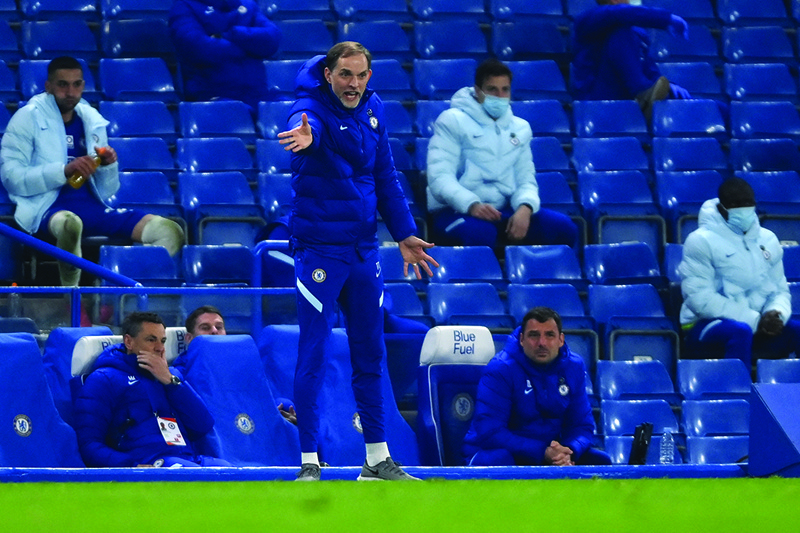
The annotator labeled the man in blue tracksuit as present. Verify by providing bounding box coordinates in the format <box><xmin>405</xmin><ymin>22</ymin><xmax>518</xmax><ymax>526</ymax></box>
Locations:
<box><xmin>277</xmin><ymin>42</ymin><xmax>438</xmax><ymax>481</ymax></box>
<box><xmin>463</xmin><ymin>307</ymin><xmax>611</xmax><ymax>466</ymax></box>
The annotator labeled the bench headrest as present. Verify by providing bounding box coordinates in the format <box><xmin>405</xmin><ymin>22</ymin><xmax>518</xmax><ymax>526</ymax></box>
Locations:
<box><xmin>419</xmin><ymin>326</ymin><xmax>496</xmax><ymax>365</ymax></box>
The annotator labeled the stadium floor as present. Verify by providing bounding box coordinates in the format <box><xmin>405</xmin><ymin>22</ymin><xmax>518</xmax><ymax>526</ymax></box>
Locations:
<box><xmin>0</xmin><ymin>464</ymin><xmax>750</xmax><ymax>483</ymax></box>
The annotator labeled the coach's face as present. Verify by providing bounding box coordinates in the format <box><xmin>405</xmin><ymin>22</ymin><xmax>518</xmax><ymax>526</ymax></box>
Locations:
<box><xmin>520</xmin><ymin>318</ymin><xmax>564</xmax><ymax>365</ymax></box>
<box><xmin>324</xmin><ymin>53</ymin><xmax>371</xmax><ymax>109</ymax></box>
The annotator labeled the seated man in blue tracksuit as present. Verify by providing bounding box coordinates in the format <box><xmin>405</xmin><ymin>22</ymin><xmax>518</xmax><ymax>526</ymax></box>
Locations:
<box><xmin>463</xmin><ymin>307</ymin><xmax>611</xmax><ymax>466</ymax></box>
<box><xmin>73</xmin><ymin>311</ymin><xmax>230</xmax><ymax>467</ymax></box>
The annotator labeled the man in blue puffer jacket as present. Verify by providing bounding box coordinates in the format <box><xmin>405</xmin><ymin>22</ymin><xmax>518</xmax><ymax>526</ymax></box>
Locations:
<box><xmin>463</xmin><ymin>307</ymin><xmax>611</xmax><ymax>466</ymax></box>
<box><xmin>73</xmin><ymin>312</ymin><xmax>230</xmax><ymax>467</ymax></box>
<box><xmin>278</xmin><ymin>42</ymin><xmax>438</xmax><ymax>481</ymax></box>
<box><xmin>169</xmin><ymin>0</ymin><xmax>281</xmax><ymax>112</ymax></box>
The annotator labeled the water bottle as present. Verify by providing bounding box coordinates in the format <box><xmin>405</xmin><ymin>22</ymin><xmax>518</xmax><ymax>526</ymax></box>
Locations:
<box><xmin>7</xmin><ymin>282</ymin><xmax>20</xmax><ymax>318</ymax></box>
<box><xmin>659</xmin><ymin>430</ymin><xmax>675</xmax><ymax>465</ymax></box>
<box><xmin>68</xmin><ymin>147</ymin><xmax>107</xmax><ymax>189</ymax></box>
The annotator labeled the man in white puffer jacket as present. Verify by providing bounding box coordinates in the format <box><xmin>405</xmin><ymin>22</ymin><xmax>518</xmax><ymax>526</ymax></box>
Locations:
<box><xmin>679</xmin><ymin>177</ymin><xmax>800</xmax><ymax>369</ymax></box>
<box><xmin>425</xmin><ymin>58</ymin><xmax>578</xmax><ymax>249</ymax></box>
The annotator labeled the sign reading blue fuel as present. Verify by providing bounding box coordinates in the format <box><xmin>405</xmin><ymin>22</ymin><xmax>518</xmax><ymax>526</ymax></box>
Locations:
<box><xmin>452</xmin><ymin>330</ymin><xmax>477</xmax><ymax>355</ymax></box>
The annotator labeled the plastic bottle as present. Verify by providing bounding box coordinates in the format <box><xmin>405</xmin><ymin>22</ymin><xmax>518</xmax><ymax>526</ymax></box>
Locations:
<box><xmin>659</xmin><ymin>430</ymin><xmax>675</xmax><ymax>465</ymax></box>
<box><xmin>68</xmin><ymin>146</ymin><xmax>108</xmax><ymax>189</ymax></box>
<box><xmin>7</xmin><ymin>282</ymin><xmax>20</xmax><ymax>318</ymax></box>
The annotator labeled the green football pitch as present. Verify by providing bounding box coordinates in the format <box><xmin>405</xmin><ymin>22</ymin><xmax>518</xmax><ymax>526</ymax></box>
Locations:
<box><xmin>1</xmin><ymin>477</ymin><xmax>799</xmax><ymax>531</ymax></box>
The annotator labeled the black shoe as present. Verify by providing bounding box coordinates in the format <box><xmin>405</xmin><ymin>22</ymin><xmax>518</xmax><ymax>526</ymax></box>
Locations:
<box><xmin>296</xmin><ymin>463</ymin><xmax>321</xmax><ymax>482</ymax></box>
<box><xmin>357</xmin><ymin>457</ymin><xmax>420</xmax><ymax>481</ymax></box>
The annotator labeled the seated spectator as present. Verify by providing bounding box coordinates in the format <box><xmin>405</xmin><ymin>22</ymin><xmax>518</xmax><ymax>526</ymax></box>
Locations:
<box><xmin>571</xmin><ymin>0</ymin><xmax>690</xmax><ymax>119</ymax></box>
<box><xmin>73</xmin><ymin>312</ymin><xmax>230</xmax><ymax>467</ymax></box>
<box><xmin>169</xmin><ymin>0</ymin><xmax>281</xmax><ymax>113</ymax></box>
<box><xmin>0</xmin><ymin>56</ymin><xmax>184</xmax><ymax>287</ymax></box>
<box><xmin>426</xmin><ymin>58</ymin><xmax>578</xmax><ymax>250</ymax></box>
<box><xmin>680</xmin><ymin>177</ymin><xmax>800</xmax><ymax>369</ymax></box>
<box><xmin>463</xmin><ymin>307</ymin><xmax>611</xmax><ymax>466</ymax></box>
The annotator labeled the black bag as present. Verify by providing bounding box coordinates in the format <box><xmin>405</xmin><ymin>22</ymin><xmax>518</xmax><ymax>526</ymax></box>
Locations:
<box><xmin>628</xmin><ymin>422</ymin><xmax>653</xmax><ymax>465</ymax></box>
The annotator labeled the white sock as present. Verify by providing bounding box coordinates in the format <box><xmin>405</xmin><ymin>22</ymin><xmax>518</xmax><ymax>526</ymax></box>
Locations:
<box><xmin>366</xmin><ymin>442</ymin><xmax>390</xmax><ymax>467</ymax></box>
<box><xmin>48</xmin><ymin>211</ymin><xmax>83</xmax><ymax>287</ymax></box>
<box><xmin>301</xmin><ymin>452</ymin><xmax>319</xmax><ymax>466</ymax></box>
<box><xmin>140</xmin><ymin>216</ymin><xmax>184</xmax><ymax>257</ymax></box>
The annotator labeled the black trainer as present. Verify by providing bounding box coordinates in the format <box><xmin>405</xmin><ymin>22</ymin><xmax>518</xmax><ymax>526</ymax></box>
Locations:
<box><xmin>296</xmin><ymin>463</ymin><xmax>321</xmax><ymax>482</ymax></box>
<box><xmin>357</xmin><ymin>457</ymin><xmax>420</xmax><ymax>481</ymax></box>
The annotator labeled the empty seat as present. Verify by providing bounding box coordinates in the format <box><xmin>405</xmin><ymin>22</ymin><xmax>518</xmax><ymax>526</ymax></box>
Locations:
<box><xmin>504</xmin><ymin>244</ymin><xmax>584</xmax><ymax>286</ymax></box>
<box><xmin>601</xmin><ymin>399</ymin><xmax>680</xmax><ymax>436</ymax></box>
<box><xmin>0</xmin><ymin>0</ymin><xmax>17</xmax><ymax>21</ymax></box>
<box><xmin>588</xmin><ymin>284</ymin><xmax>666</xmax><ymax>326</ymax></box>
<box><xmin>381</xmin><ymin>100</ymin><xmax>415</xmax><ymax>144</ymax></box>
<box><xmin>655</xmin><ymin>170</ymin><xmax>725</xmax><ymax>242</ymax></box>
<box><xmin>332</xmin><ymin>0</ymin><xmax>411</xmax><ymax>21</ymax></box>
<box><xmin>681</xmin><ymin>399</ymin><xmax>750</xmax><ymax>436</ymax></box>
<box><xmin>273</xmin><ymin>20</ymin><xmax>333</xmax><ymax>60</ymax></box>
<box><xmin>604</xmin><ymin>434</ymin><xmax>683</xmax><ymax>465</ymax></box>
<box><xmin>506</xmin><ymin>283</ymin><xmax>587</xmax><ymax>323</ymax></box>
<box><xmin>411</xmin><ymin>0</ymin><xmax>488</xmax><ymax>21</ymax></box>
<box><xmin>507</xmin><ymin>60</ymin><xmax>570</xmax><ymax>102</ymax></box>
<box><xmin>368</xmin><ymin>59</ymin><xmax>414</xmax><ymax>102</ymax></box>
<box><xmin>677</xmin><ymin>359</ymin><xmax>752</xmax><ymax>401</ymax></box>
<box><xmin>337</xmin><ymin>21</ymin><xmax>412</xmax><ymax>63</ymax></box>
<box><xmin>729</xmin><ymin>138</ymin><xmax>800</xmax><ymax>172</ymax></box>
<box><xmin>101</xmin><ymin>18</ymin><xmax>175</xmax><ymax>62</ymax></box>
<box><xmin>512</xmin><ymin>100</ymin><xmax>571</xmax><ymax>141</ymax></box>
<box><xmin>178</xmin><ymin>101</ymin><xmax>257</xmax><ymax>143</ymax></box>
<box><xmin>384</xmin><ymin>282</ymin><xmax>433</xmax><ymax>328</ymax></box>
<box><xmin>596</xmin><ymin>360</ymin><xmax>679</xmax><ymax>404</ymax></box>
<box><xmin>724</xmin><ymin>63</ymin><xmax>798</xmax><ymax>103</ymax></box>
<box><xmin>379</xmin><ymin>245</ymin><xmax>429</xmax><ymax>288</ymax></box>
<box><xmin>737</xmin><ymin>171</ymin><xmax>800</xmax><ymax>244</ymax></box>
<box><xmin>100</xmin><ymin>101</ymin><xmax>177</xmax><ymax>144</ymax></box>
<box><xmin>22</xmin><ymin>20</ymin><xmax>99</xmax><ymax>61</ymax></box>
<box><xmin>414</xmin><ymin>20</ymin><xmax>488</xmax><ymax>60</ymax></box>
<box><xmin>111</xmin><ymin>137</ymin><xmax>177</xmax><ymax>181</ymax></box>
<box><xmin>531</xmin><ymin>136</ymin><xmax>574</xmax><ymax>181</ymax></box>
<box><xmin>101</xmin><ymin>0</ymin><xmax>169</xmax><ymax>19</ymax></box>
<box><xmin>572</xmin><ymin>100</ymin><xmax>648</xmax><ymax>142</ymax></box>
<box><xmin>649</xmin><ymin>23</ymin><xmax>721</xmax><ymax>65</ymax></box>
<box><xmin>414</xmin><ymin>100</ymin><xmax>450</xmax><ymax>137</ymax></box>
<box><xmin>0</xmin><ymin>20</ymin><xmax>20</xmax><ymax>63</ymax></box>
<box><xmin>717</xmin><ymin>0</ymin><xmax>790</xmax><ymax>27</ymax></box>
<box><xmin>645</xmin><ymin>0</ymin><xmax>718</xmax><ymax>27</ymax></box>
<box><xmin>108</xmin><ymin>171</ymin><xmax>185</xmax><ymax>232</ymax></box>
<box><xmin>784</xmin><ymin>246</ymin><xmax>800</xmax><ymax>282</ymax></box>
<box><xmin>99</xmin><ymin>245</ymin><xmax>179</xmax><ymax>286</ymax></box>
<box><xmin>652</xmin><ymin>137</ymin><xmax>729</xmax><ymax>172</ymax></box>
<box><xmin>757</xmin><ymin>358</ymin><xmax>800</xmax><ymax>383</ymax></box>
<box><xmin>583</xmin><ymin>242</ymin><xmax>663</xmax><ymax>286</ymax></box>
<box><xmin>182</xmin><ymin>245</ymin><xmax>254</xmax><ymax>286</ymax></box>
<box><xmin>413</xmin><ymin>58</ymin><xmax>477</xmax><ymax>100</ymax></box>
<box><xmin>264</xmin><ymin>59</ymin><xmax>305</xmax><ymax>101</ymax></box>
<box><xmin>99</xmin><ymin>57</ymin><xmax>178</xmax><ymax>102</ymax></box>
<box><xmin>489</xmin><ymin>0</ymin><xmax>565</xmax><ymax>23</ymax></box>
<box><xmin>256</xmin><ymin>139</ymin><xmax>291</xmax><ymax>174</ymax></box>
<box><xmin>257</xmin><ymin>101</ymin><xmax>293</xmax><ymax>140</ymax></box>
<box><xmin>657</xmin><ymin>61</ymin><xmax>724</xmax><ymax>100</ymax></box>
<box><xmin>19</xmin><ymin>58</ymin><xmax>99</xmax><ymax>103</ymax></box>
<box><xmin>571</xmin><ymin>137</ymin><xmax>649</xmax><ymax>173</ymax></box>
<box><xmin>256</xmin><ymin>172</ymin><xmax>292</xmax><ymax>225</ymax></box>
<box><xmin>176</xmin><ymin>137</ymin><xmax>255</xmax><ymax>179</ymax></box>
<box><xmin>685</xmin><ymin>435</ymin><xmax>749</xmax><ymax>464</ymax></box>
<box><xmin>260</xmin><ymin>0</ymin><xmax>335</xmax><ymax>21</ymax></box>
<box><xmin>491</xmin><ymin>21</ymin><xmax>568</xmax><ymax>64</ymax></box>
<box><xmin>652</xmin><ymin>99</ymin><xmax>728</xmax><ymax>139</ymax></box>
<box><xmin>537</xmin><ymin>171</ymin><xmax>582</xmax><ymax>220</ymax></box>
<box><xmin>427</xmin><ymin>283</ymin><xmax>515</xmax><ymax>331</ymax></box>
<box><xmin>722</xmin><ymin>26</ymin><xmax>794</xmax><ymax>65</ymax></box>
<box><xmin>429</xmin><ymin>246</ymin><xmax>505</xmax><ymax>287</ymax></box>
<box><xmin>730</xmin><ymin>101</ymin><xmax>800</xmax><ymax>141</ymax></box>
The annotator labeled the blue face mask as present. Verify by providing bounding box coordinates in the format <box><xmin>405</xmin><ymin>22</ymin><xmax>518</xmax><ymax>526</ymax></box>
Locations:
<box><xmin>482</xmin><ymin>94</ymin><xmax>510</xmax><ymax>119</ymax></box>
<box><xmin>726</xmin><ymin>206</ymin><xmax>757</xmax><ymax>234</ymax></box>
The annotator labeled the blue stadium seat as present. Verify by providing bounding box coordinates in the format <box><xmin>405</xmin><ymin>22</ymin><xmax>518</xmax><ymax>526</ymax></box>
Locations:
<box><xmin>414</xmin><ymin>137</ymin><xmax>429</xmax><ymax>171</ymax></box>
<box><xmin>101</xmin><ymin>18</ymin><xmax>175</xmax><ymax>62</ymax></box>
<box><xmin>414</xmin><ymin>100</ymin><xmax>449</xmax><ymax>137</ymax></box>
<box><xmin>337</xmin><ymin>21</ymin><xmax>412</xmax><ymax>63</ymax></box>
<box><xmin>652</xmin><ymin>137</ymin><xmax>729</xmax><ymax>172</ymax></box>
<box><xmin>572</xmin><ymin>100</ymin><xmax>648</xmax><ymax>142</ymax></box>
<box><xmin>256</xmin><ymin>139</ymin><xmax>291</xmax><ymax>174</ymax></box>
<box><xmin>108</xmin><ymin>171</ymin><xmax>185</xmax><ymax>234</ymax></box>
<box><xmin>531</xmin><ymin>137</ymin><xmax>574</xmax><ymax>182</ymax></box>
<box><xmin>99</xmin><ymin>58</ymin><xmax>178</xmax><ymax>102</ymax></box>
<box><xmin>0</xmin><ymin>104</ymin><xmax>10</xmax><ymax>136</ymax></box>
<box><xmin>736</xmin><ymin>171</ymin><xmax>800</xmax><ymax>244</ymax></box>
<box><xmin>491</xmin><ymin>21</ymin><xmax>569</xmax><ymax>64</ymax></box>
<box><xmin>100</xmin><ymin>101</ymin><xmax>177</xmax><ymax>144</ymax></box>
<box><xmin>427</xmin><ymin>283</ymin><xmax>515</xmax><ymax>330</ymax></box>
<box><xmin>414</xmin><ymin>20</ymin><xmax>488</xmax><ymax>60</ymax></box>
<box><xmin>410</xmin><ymin>0</ymin><xmax>488</xmax><ymax>21</ymax></box>
<box><xmin>257</xmin><ymin>101</ymin><xmax>292</xmax><ymax>139</ymax></box>
<box><xmin>0</xmin><ymin>0</ymin><xmax>17</xmax><ymax>21</ymax></box>
<box><xmin>682</xmin><ymin>399</ymin><xmax>750</xmax><ymax>436</ymax></box>
<box><xmin>379</xmin><ymin>245</ymin><xmax>429</xmax><ymax>289</ymax></box>
<box><xmin>724</xmin><ymin>63</ymin><xmax>798</xmax><ymax>103</ymax></box>
<box><xmin>596</xmin><ymin>360</ymin><xmax>680</xmax><ymax>404</ymax></box>
<box><xmin>652</xmin><ymin>99</ymin><xmax>728</xmax><ymax>139</ymax></box>
<box><xmin>757</xmin><ymin>358</ymin><xmax>800</xmax><ymax>383</ymax></box>
<box><xmin>685</xmin><ymin>435</ymin><xmax>749</xmax><ymax>464</ymax></box>
<box><xmin>663</xmin><ymin>243</ymin><xmax>683</xmax><ymax>284</ymax></box>
<box><xmin>506</xmin><ymin>282</ymin><xmax>586</xmax><ymax>323</ymax></box>
<box><xmin>657</xmin><ymin>61</ymin><xmax>724</xmax><ymax>101</ymax></box>
<box><xmin>677</xmin><ymin>359</ymin><xmax>752</xmax><ymax>401</ymax></box>
<box><xmin>416</xmin><ymin>325</ymin><xmax>496</xmax><ymax>466</ymax></box>
<box><xmin>601</xmin><ymin>399</ymin><xmax>680</xmax><ymax>436</ymax></box>
<box><xmin>178</xmin><ymin>171</ymin><xmax>265</xmax><ymax>246</ymax></box>
<box><xmin>258</xmin><ymin>324</ymin><xmax>420</xmax><ymax>466</ymax></box>
<box><xmin>111</xmin><ymin>137</ymin><xmax>177</xmax><ymax>181</ymax></box>
<box><xmin>256</xmin><ymin>172</ymin><xmax>292</xmax><ymax>225</ymax></box>
<box><xmin>722</xmin><ymin>26</ymin><xmax>795</xmax><ymax>65</ymax></box>
<box><xmin>252</xmin><ymin>239</ymin><xmax>295</xmax><ymax>288</ymax></box>
<box><xmin>381</xmin><ymin>100</ymin><xmax>415</xmax><ymax>145</ymax></box>
<box><xmin>504</xmin><ymin>245</ymin><xmax>585</xmax><ymax>288</ymax></box>
<box><xmin>507</xmin><ymin>60</ymin><xmax>571</xmax><ymax>102</ymax></box>
<box><xmin>101</xmin><ymin>0</ymin><xmax>169</xmax><ymax>19</ymax></box>
<box><xmin>650</xmin><ymin>24</ymin><xmax>721</xmax><ymax>65</ymax></box>
<box><xmin>429</xmin><ymin>246</ymin><xmax>505</xmax><ymax>287</ymax></box>
<box><xmin>604</xmin><ymin>434</ymin><xmax>683</xmax><ymax>465</ymax></box>
<box><xmin>182</xmin><ymin>245</ymin><xmax>254</xmax><ymax>286</ymax></box>
<box><xmin>332</xmin><ymin>0</ymin><xmax>411</xmax><ymax>21</ymax></box>
<box><xmin>99</xmin><ymin>245</ymin><xmax>180</xmax><ymax>286</ymax></box>
<box><xmin>264</xmin><ymin>59</ymin><xmax>304</xmax><ymax>101</ymax></box>
<box><xmin>571</xmin><ymin>137</ymin><xmax>649</xmax><ymax>173</ymax></box>
<box><xmin>384</xmin><ymin>282</ymin><xmax>433</xmax><ymax>328</ymax></box>
<box><xmin>413</xmin><ymin>58</ymin><xmax>476</xmax><ymax>100</ymax></box>
<box><xmin>176</xmin><ymin>137</ymin><xmax>255</xmax><ymax>180</ymax></box>
<box><xmin>783</xmin><ymin>246</ymin><xmax>800</xmax><ymax>282</ymax></box>
<box><xmin>729</xmin><ymin>138</ymin><xmax>800</xmax><ymax>172</ymax></box>
<box><xmin>717</xmin><ymin>0</ymin><xmax>790</xmax><ymax>27</ymax></box>
<box><xmin>0</xmin><ymin>233</ymin><xmax>22</xmax><ymax>282</ymax></box>
<box><xmin>19</xmin><ymin>58</ymin><xmax>99</xmax><ymax>103</ymax></box>
<box><xmin>260</xmin><ymin>0</ymin><xmax>335</xmax><ymax>21</ymax></box>
<box><xmin>583</xmin><ymin>242</ymin><xmax>663</xmax><ymax>286</ymax></box>
<box><xmin>603</xmin><ymin>315</ymin><xmax>680</xmax><ymax>377</ymax></box>
<box><xmin>388</xmin><ymin>137</ymin><xmax>413</xmax><ymax>172</ymax></box>
<box><xmin>368</xmin><ymin>59</ymin><xmax>414</xmax><ymax>102</ymax></box>
<box><xmin>22</xmin><ymin>20</ymin><xmax>99</xmax><ymax>61</ymax></box>
<box><xmin>655</xmin><ymin>170</ymin><xmax>725</xmax><ymax>242</ymax></box>
<box><xmin>512</xmin><ymin>100</ymin><xmax>571</xmax><ymax>142</ymax></box>
<box><xmin>273</xmin><ymin>20</ymin><xmax>333</xmax><ymax>60</ymax></box>
<box><xmin>730</xmin><ymin>101</ymin><xmax>800</xmax><ymax>141</ymax></box>
<box><xmin>489</xmin><ymin>0</ymin><xmax>566</xmax><ymax>23</ymax></box>
<box><xmin>179</xmin><ymin>101</ymin><xmax>257</xmax><ymax>143</ymax></box>
<box><xmin>20</xmin><ymin>0</ymin><xmax>98</xmax><ymax>20</ymax></box>
<box><xmin>537</xmin><ymin>171</ymin><xmax>582</xmax><ymax>219</ymax></box>
<box><xmin>588</xmin><ymin>284</ymin><xmax>666</xmax><ymax>326</ymax></box>
<box><xmin>565</xmin><ymin>0</ymin><xmax>598</xmax><ymax>18</ymax></box>
<box><xmin>646</xmin><ymin>0</ymin><xmax>718</xmax><ymax>27</ymax></box>
<box><xmin>0</xmin><ymin>21</ymin><xmax>20</xmax><ymax>63</ymax></box>
<box><xmin>0</xmin><ymin>333</ymin><xmax>84</xmax><ymax>467</ymax></box>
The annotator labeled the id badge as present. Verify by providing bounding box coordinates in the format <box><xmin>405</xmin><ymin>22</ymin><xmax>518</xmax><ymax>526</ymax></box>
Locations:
<box><xmin>157</xmin><ymin>416</ymin><xmax>186</xmax><ymax>446</ymax></box>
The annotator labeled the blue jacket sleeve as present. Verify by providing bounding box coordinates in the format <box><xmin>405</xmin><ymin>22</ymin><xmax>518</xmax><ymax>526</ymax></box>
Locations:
<box><xmin>165</xmin><ymin>368</ymin><xmax>215</xmax><ymax>440</ymax></box>
<box><xmin>373</xmin><ymin>117</ymin><xmax>416</xmax><ymax>242</ymax></box>
<box><xmin>574</xmin><ymin>5</ymin><xmax>672</xmax><ymax>43</ymax></box>
<box><xmin>558</xmin><ymin>362</ymin><xmax>595</xmax><ymax>459</ymax></box>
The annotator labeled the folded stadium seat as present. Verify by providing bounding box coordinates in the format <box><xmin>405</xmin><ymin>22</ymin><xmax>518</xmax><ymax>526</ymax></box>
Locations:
<box><xmin>577</xmin><ymin>170</ymin><xmax>666</xmax><ymax>257</ymax></box>
<box><xmin>596</xmin><ymin>360</ymin><xmax>680</xmax><ymax>405</ymax></box>
<box><xmin>99</xmin><ymin>57</ymin><xmax>178</xmax><ymax>102</ymax></box>
<box><xmin>583</xmin><ymin>242</ymin><xmax>664</xmax><ymax>287</ymax></box>
<box><xmin>735</xmin><ymin>170</ymin><xmax>800</xmax><ymax>244</ymax></box>
<box><xmin>685</xmin><ymin>435</ymin><xmax>749</xmax><ymax>464</ymax></box>
<box><xmin>410</xmin><ymin>0</ymin><xmax>488</xmax><ymax>21</ymax></box>
<box><xmin>601</xmin><ymin>399</ymin><xmax>681</xmax><ymax>438</ymax></box>
<box><xmin>0</xmin><ymin>21</ymin><xmax>20</xmax><ymax>63</ymax></box>
<box><xmin>178</xmin><ymin>171</ymin><xmax>266</xmax><ymax>247</ymax></box>
<box><xmin>378</xmin><ymin>245</ymin><xmax>429</xmax><ymax>289</ymax></box>
<box><xmin>256</xmin><ymin>171</ymin><xmax>292</xmax><ymax>227</ymax></box>
<box><xmin>489</xmin><ymin>0</ymin><xmax>566</xmax><ymax>23</ymax></box>
<box><xmin>722</xmin><ymin>26</ymin><xmax>795</xmax><ymax>66</ymax></box>
<box><xmin>381</xmin><ymin>101</ymin><xmax>415</xmax><ymax>146</ymax></box>
<box><xmin>428</xmin><ymin>246</ymin><xmax>506</xmax><ymax>288</ymax></box>
<box><xmin>645</xmin><ymin>0</ymin><xmax>719</xmax><ymax>27</ymax></box>
<box><xmin>512</xmin><ymin>100</ymin><xmax>571</xmax><ymax>142</ymax></box>
<box><xmin>504</xmin><ymin>245</ymin><xmax>585</xmax><ymax>288</ymax></box>
<box><xmin>491</xmin><ymin>21</ymin><xmax>569</xmax><ymax>65</ymax></box>
<box><xmin>259</xmin><ymin>0</ymin><xmax>335</xmax><ymax>21</ymax></box>
<box><xmin>21</xmin><ymin>20</ymin><xmax>99</xmax><ymax>61</ymax></box>
<box><xmin>0</xmin><ymin>316</ymin><xmax>42</xmax><ymax>334</ymax></box>
<box><xmin>367</xmin><ymin>59</ymin><xmax>415</xmax><ymax>102</ymax></box>
<box><xmin>507</xmin><ymin>61</ymin><xmax>571</xmax><ymax>103</ymax></box>
<box><xmin>176</xmin><ymin>137</ymin><xmax>256</xmax><ymax>181</ymax></box>
<box><xmin>416</xmin><ymin>325</ymin><xmax>495</xmax><ymax>466</ymax></box>
<box><xmin>19</xmin><ymin>58</ymin><xmax>100</xmax><ymax>103</ymax></box>
<box><xmin>0</xmin><ymin>333</ymin><xmax>84</xmax><ymax>467</ymax></box>
<box><xmin>649</xmin><ymin>23</ymin><xmax>722</xmax><ymax>66</ymax></box>
<box><xmin>108</xmin><ymin>171</ymin><xmax>187</xmax><ymax>238</ymax></box>
<box><xmin>780</xmin><ymin>245</ymin><xmax>800</xmax><ymax>282</ymax></box>
<box><xmin>20</xmin><ymin>0</ymin><xmax>98</xmax><ymax>20</ymax></box>
<box><xmin>257</xmin><ymin>324</ymin><xmax>420</xmax><ymax>466</ymax></box>
<box><xmin>384</xmin><ymin>282</ymin><xmax>434</xmax><ymax>328</ymax></box>
<box><xmin>332</xmin><ymin>0</ymin><xmax>411</xmax><ymax>21</ymax></box>
<box><xmin>757</xmin><ymin>358</ymin><xmax>800</xmax><ymax>383</ymax></box>
<box><xmin>111</xmin><ymin>137</ymin><xmax>178</xmax><ymax>182</ymax></box>
<box><xmin>178</xmin><ymin>101</ymin><xmax>257</xmax><ymax>144</ymax></box>
<box><xmin>724</xmin><ymin>63</ymin><xmax>799</xmax><ymax>104</ymax></box>
<box><xmin>257</xmin><ymin>101</ymin><xmax>293</xmax><ymax>140</ymax></box>
<box><xmin>264</xmin><ymin>59</ymin><xmax>305</xmax><ymax>101</ymax></box>
<box><xmin>41</xmin><ymin>326</ymin><xmax>113</xmax><ymax>428</ymax></box>
<box><xmin>255</xmin><ymin>139</ymin><xmax>291</xmax><ymax>176</ymax></box>
<box><xmin>655</xmin><ymin>170</ymin><xmax>725</xmax><ymax>243</ymax></box>
<box><xmin>730</xmin><ymin>101</ymin><xmax>800</xmax><ymax>141</ymax></box>
<box><xmin>100</xmin><ymin>101</ymin><xmax>177</xmax><ymax>144</ymax></box>
<box><xmin>101</xmin><ymin>18</ymin><xmax>176</xmax><ymax>63</ymax></box>
<box><xmin>656</xmin><ymin>61</ymin><xmax>724</xmax><ymax>101</ymax></box>
<box><xmin>652</xmin><ymin>137</ymin><xmax>729</xmax><ymax>173</ymax></box>
<box><xmin>414</xmin><ymin>100</ymin><xmax>450</xmax><ymax>137</ymax></box>
<box><xmin>413</xmin><ymin>58</ymin><xmax>477</xmax><ymax>100</ymax></box>
<box><xmin>572</xmin><ymin>100</ymin><xmax>649</xmax><ymax>142</ymax></box>
<box><xmin>652</xmin><ymin>100</ymin><xmax>728</xmax><ymax>140</ymax></box>
<box><xmin>531</xmin><ymin>136</ymin><xmax>575</xmax><ymax>183</ymax></box>
<box><xmin>413</xmin><ymin>20</ymin><xmax>489</xmax><ymax>61</ymax></box>
<box><xmin>272</xmin><ymin>20</ymin><xmax>334</xmax><ymax>60</ymax></box>
<box><xmin>536</xmin><ymin>173</ymin><xmax>584</xmax><ymax>238</ymax></box>
<box><xmin>427</xmin><ymin>282</ymin><xmax>515</xmax><ymax>331</ymax></box>
<box><xmin>175</xmin><ymin>334</ymin><xmax>301</xmax><ymax>466</ymax></box>
<box><xmin>587</xmin><ymin>284</ymin><xmax>672</xmax><ymax>342</ymax></box>
<box><xmin>682</xmin><ymin>399</ymin><xmax>750</xmax><ymax>437</ymax></box>
<box><xmin>0</xmin><ymin>0</ymin><xmax>16</xmax><ymax>21</ymax></box>
<box><xmin>337</xmin><ymin>21</ymin><xmax>413</xmax><ymax>63</ymax></box>
<box><xmin>182</xmin><ymin>245</ymin><xmax>253</xmax><ymax>286</ymax></box>
<box><xmin>100</xmin><ymin>0</ymin><xmax>170</xmax><ymax>19</ymax></box>
<box><xmin>571</xmin><ymin>137</ymin><xmax>649</xmax><ymax>173</ymax></box>
<box><xmin>604</xmin><ymin>434</ymin><xmax>683</xmax><ymax>465</ymax></box>
<box><xmin>729</xmin><ymin>138</ymin><xmax>800</xmax><ymax>173</ymax></box>
<box><xmin>717</xmin><ymin>0</ymin><xmax>791</xmax><ymax>27</ymax></box>
<box><xmin>677</xmin><ymin>359</ymin><xmax>752</xmax><ymax>401</ymax></box>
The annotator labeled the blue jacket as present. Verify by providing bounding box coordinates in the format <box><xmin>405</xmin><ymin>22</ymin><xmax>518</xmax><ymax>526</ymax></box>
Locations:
<box><xmin>73</xmin><ymin>343</ymin><xmax>215</xmax><ymax>467</ymax></box>
<box><xmin>287</xmin><ymin>55</ymin><xmax>417</xmax><ymax>257</ymax></box>
<box><xmin>169</xmin><ymin>0</ymin><xmax>281</xmax><ymax>109</ymax></box>
<box><xmin>571</xmin><ymin>5</ymin><xmax>672</xmax><ymax>100</ymax></box>
<box><xmin>463</xmin><ymin>328</ymin><xmax>595</xmax><ymax>465</ymax></box>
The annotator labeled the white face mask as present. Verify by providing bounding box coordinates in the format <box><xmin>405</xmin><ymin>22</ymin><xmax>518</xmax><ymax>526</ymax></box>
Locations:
<box><xmin>482</xmin><ymin>94</ymin><xmax>510</xmax><ymax>119</ymax></box>
<box><xmin>726</xmin><ymin>206</ymin><xmax>757</xmax><ymax>234</ymax></box>
<box><xmin>628</xmin><ymin>0</ymin><xmax>642</xmax><ymax>5</ymax></box>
